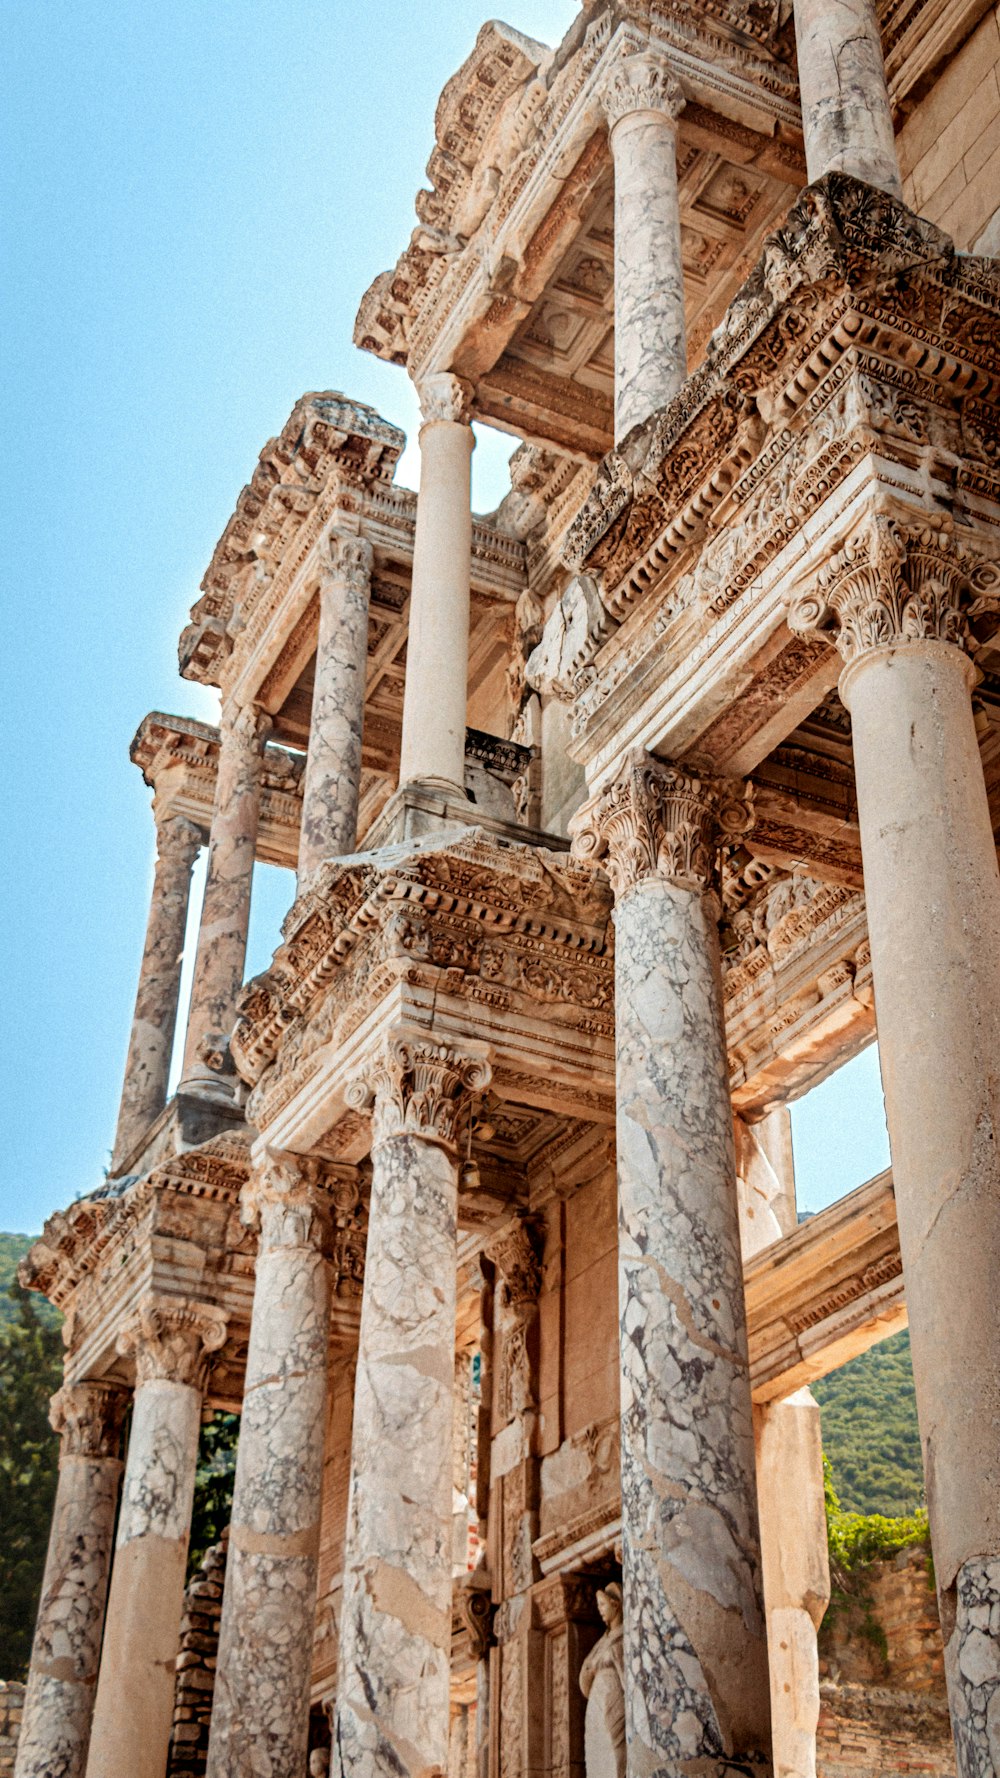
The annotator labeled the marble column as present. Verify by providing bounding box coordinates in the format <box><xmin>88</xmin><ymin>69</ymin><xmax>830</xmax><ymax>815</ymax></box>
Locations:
<box><xmin>571</xmin><ymin>754</ymin><xmax>773</xmax><ymax>1777</ymax></box>
<box><xmin>86</xmin><ymin>1299</ymin><xmax>227</xmax><ymax>1778</ymax></box>
<box><xmin>298</xmin><ymin>532</ymin><xmax>374</xmax><ymax>881</ymax></box>
<box><xmin>398</xmin><ymin>373</ymin><xmax>475</xmax><ymax>796</ymax></box>
<box><xmin>180</xmin><ymin>701</ymin><xmax>271</xmax><ymax>1092</ymax></box>
<box><xmin>790</xmin><ymin>513</ymin><xmax>1000</xmax><ymax>1778</ymax></box>
<box><xmin>111</xmin><ymin>813</ymin><xmax>203</xmax><ymax>1171</ymax></box>
<box><xmin>601</xmin><ymin>51</ymin><xmax>687</xmax><ymax>443</ymax></box>
<box><xmin>793</xmin><ymin>0</ymin><xmax>903</xmax><ymax>199</ymax></box>
<box><xmin>206</xmin><ymin>1157</ymin><xmax>353</xmax><ymax>1778</ymax></box>
<box><xmin>333</xmin><ymin>1029</ymin><xmax>491</xmax><ymax>1777</ymax></box>
<box><xmin>736</xmin><ymin>1114</ymin><xmax>829</xmax><ymax>1778</ymax></box>
<box><xmin>15</xmin><ymin>1383</ymin><xmax>127</xmax><ymax>1778</ymax></box>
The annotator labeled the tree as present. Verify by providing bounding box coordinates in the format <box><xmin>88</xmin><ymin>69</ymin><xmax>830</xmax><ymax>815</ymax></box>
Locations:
<box><xmin>189</xmin><ymin>1412</ymin><xmax>240</xmax><ymax>1574</ymax></box>
<box><xmin>0</xmin><ymin>1279</ymin><xmax>62</xmax><ymax>1679</ymax></box>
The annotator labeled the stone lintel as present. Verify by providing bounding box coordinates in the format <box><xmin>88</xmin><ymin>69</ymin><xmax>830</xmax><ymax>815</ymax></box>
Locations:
<box><xmin>130</xmin><ymin>712</ymin><xmax>305</xmax><ymax>870</ymax></box>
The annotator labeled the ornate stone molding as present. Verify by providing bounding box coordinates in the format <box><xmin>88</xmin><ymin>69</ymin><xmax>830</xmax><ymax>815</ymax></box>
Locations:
<box><xmin>417</xmin><ymin>370</ymin><xmax>474</xmax><ymax>427</ymax></box>
<box><xmin>324</xmin><ymin>530</ymin><xmax>374</xmax><ymax>594</ymax></box>
<box><xmin>346</xmin><ymin>1028</ymin><xmax>492</xmax><ymax>1152</ymax></box>
<box><xmin>116</xmin><ymin>1296</ymin><xmax>229</xmax><ymax>1390</ymax></box>
<box><xmin>788</xmin><ymin>512</ymin><xmax>1000</xmax><ymax>670</ymax></box>
<box><xmin>49</xmin><ymin>1379</ymin><xmax>128</xmax><ymax>1461</ymax></box>
<box><xmin>600</xmin><ymin>50</ymin><xmax>685</xmax><ymax>133</ymax></box>
<box><xmin>485</xmin><ymin>1220</ymin><xmax>542</xmax><ymax>1305</ymax></box>
<box><xmin>569</xmin><ymin>749</ymin><xmax>753</xmax><ymax>898</ymax></box>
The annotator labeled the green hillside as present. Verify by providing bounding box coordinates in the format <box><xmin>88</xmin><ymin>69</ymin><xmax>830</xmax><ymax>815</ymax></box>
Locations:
<box><xmin>812</xmin><ymin>1330</ymin><xmax>924</xmax><ymax>1517</ymax></box>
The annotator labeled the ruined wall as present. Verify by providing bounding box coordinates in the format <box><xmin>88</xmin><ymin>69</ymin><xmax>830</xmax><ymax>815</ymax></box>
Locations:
<box><xmin>816</xmin><ymin>1683</ymin><xmax>956</xmax><ymax>1777</ymax></box>
<box><xmin>167</xmin><ymin>1541</ymin><xmax>227</xmax><ymax>1778</ymax></box>
<box><xmin>897</xmin><ymin>5</ymin><xmax>1000</xmax><ymax>252</ymax></box>
<box><xmin>0</xmin><ymin>1682</ymin><xmax>24</xmax><ymax>1778</ymax></box>
<box><xmin>820</xmin><ymin>1546</ymin><xmax>944</xmax><ymax>1691</ymax></box>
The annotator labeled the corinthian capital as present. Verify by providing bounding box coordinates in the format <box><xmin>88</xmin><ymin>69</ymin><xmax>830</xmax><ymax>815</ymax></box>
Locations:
<box><xmin>117</xmin><ymin>1296</ymin><xmax>228</xmax><ymax>1390</ymax></box>
<box><xmin>601</xmin><ymin>51</ymin><xmax>685</xmax><ymax>133</ymax></box>
<box><xmin>221</xmin><ymin>701</ymin><xmax>273</xmax><ymax>751</ymax></box>
<box><xmin>50</xmin><ymin>1380</ymin><xmax>128</xmax><ymax>1460</ymax></box>
<box><xmin>346</xmin><ymin>1027</ymin><xmax>492</xmax><ymax>1152</ymax></box>
<box><xmin>325</xmin><ymin>529</ymin><xmax>374</xmax><ymax>595</ymax></box>
<box><xmin>418</xmin><ymin>371</ymin><xmax>474</xmax><ymax>426</ymax></box>
<box><xmin>569</xmin><ymin>750</ymin><xmax>753</xmax><ymax>899</ymax></box>
<box><xmin>788</xmin><ymin>512</ymin><xmax>1000</xmax><ymax>670</ymax></box>
<box><xmin>154</xmin><ymin>812</ymin><xmax>203</xmax><ymax>871</ymax></box>
<box><xmin>240</xmin><ymin>1149</ymin><xmax>360</xmax><ymax>1257</ymax></box>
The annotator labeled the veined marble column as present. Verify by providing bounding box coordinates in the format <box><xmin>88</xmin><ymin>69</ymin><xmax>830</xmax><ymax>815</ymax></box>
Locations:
<box><xmin>206</xmin><ymin>1157</ymin><xmax>353</xmax><ymax>1778</ymax></box>
<box><xmin>86</xmin><ymin>1299</ymin><xmax>227</xmax><ymax>1778</ymax></box>
<box><xmin>790</xmin><ymin>513</ymin><xmax>1000</xmax><ymax>1778</ymax></box>
<box><xmin>15</xmin><ymin>1383</ymin><xmax>127</xmax><ymax>1778</ymax></box>
<box><xmin>333</xmin><ymin>1030</ymin><xmax>491</xmax><ymax>1777</ymax></box>
<box><xmin>398</xmin><ymin>373</ymin><xmax>474</xmax><ymax>796</ymax></box>
<box><xmin>298</xmin><ymin>532</ymin><xmax>374</xmax><ymax>880</ymax></box>
<box><xmin>793</xmin><ymin>0</ymin><xmax>902</xmax><ymax>198</ymax></box>
<box><xmin>736</xmin><ymin>1114</ymin><xmax>829</xmax><ymax>1778</ymax></box>
<box><xmin>601</xmin><ymin>51</ymin><xmax>687</xmax><ymax>443</ymax></box>
<box><xmin>571</xmin><ymin>755</ymin><xmax>773</xmax><ymax>1777</ymax></box>
<box><xmin>111</xmin><ymin>812</ymin><xmax>202</xmax><ymax>1171</ymax></box>
<box><xmin>180</xmin><ymin>701</ymin><xmax>271</xmax><ymax>1091</ymax></box>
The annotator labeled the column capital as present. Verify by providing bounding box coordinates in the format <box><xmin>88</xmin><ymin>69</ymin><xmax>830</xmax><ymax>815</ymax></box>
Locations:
<box><xmin>219</xmin><ymin>699</ymin><xmax>273</xmax><ymax>750</ymax></box>
<box><xmin>49</xmin><ymin>1379</ymin><xmax>128</xmax><ymax>1460</ymax></box>
<box><xmin>323</xmin><ymin>528</ymin><xmax>374</xmax><ymax>592</ymax></box>
<box><xmin>116</xmin><ymin>1296</ymin><xmax>228</xmax><ymax>1389</ymax></box>
<box><xmin>417</xmin><ymin>370</ymin><xmax>475</xmax><ymax>427</ymax></box>
<box><xmin>153</xmin><ymin>810</ymin><xmax>203</xmax><ymax>864</ymax></box>
<box><xmin>569</xmin><ymin>749</ymin><xmax>753</xmax><ymax>899</ymax></box>
<box><xmin>346</xmin><ymin>1026</ymin><xmax>492</xmax><ymax>1153</ymax></box>
<box><xmin>788</xmin><ymin>511</ymin><xmax>1000</xmax><ymax>684</ymax></box>
<box><xmin>485</xmin><ymin>1219</ymin><xmax>542</xmax><ymax>1306</ymax></box>
<box><xmin>241</xmin><ymin>1149</ymin><xmax>361</xmax><ymax>1259</ymax></box>
<box><xmin>601</xmin><ymin>49</ymin><xmax>685</xmax><ymax>133</ymax></box>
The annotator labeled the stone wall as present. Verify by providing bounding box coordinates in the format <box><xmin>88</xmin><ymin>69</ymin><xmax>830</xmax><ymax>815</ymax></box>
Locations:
<box><xmin>0</xmin><ymin>1682</ymin><xmax>24</xmax><ymax>1778</ymax></box>
<box><xmin>897</xmin><ymin>5</ymin><xmax>1000</xmax><ymax>251</ymax></box>
<box><xmin>820</xmin><ymin>1546</ymin><xmax>944</xmax><ymax>1691</ymax></box>
<box><xmin>817</xmin><ymin>1683</ymin><xmax>956</xmax><ymax>1777</ymax></box>
<box><xmin>167</xmin><ymin>1539</ymin><xmax>227</xmax><ymax>1777</ymax></box>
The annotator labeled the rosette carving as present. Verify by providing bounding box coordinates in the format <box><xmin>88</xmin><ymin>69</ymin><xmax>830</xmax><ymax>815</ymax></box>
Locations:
<box><xmin>49</xmin><ymin>1379</ymin><xmax>128</xmax><ymax>1460</ymax></box>
<box><xmin>569</xmin><ymin>749</ymin><xmax>753</xmax><ymax>898</ymax></box>
<box><xmin>346</xmin><ymin>1028</ymin><xmax>492</xmax><ymax>1151</ymax></box>
<box><xmin>601</xmin><ymin>51</ymin><xmax>685</xmax><ymax>132</ymax></box>
<box><xmin>788</xmin><ymin>512</ymin><xmax>1000</xmax><ymax>668</ymax></box>
<box><xmin>116</xmin><ymin>1297</ymin><xmax>229</xmax><ymax>1390</ymax></box>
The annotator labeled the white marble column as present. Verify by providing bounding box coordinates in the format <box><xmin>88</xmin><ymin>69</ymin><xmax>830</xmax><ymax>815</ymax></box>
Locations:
<box><xmin>15</xmin><ymin>1383</ymin><xmax>127</xmax><ymax>1778</ymax></box>
<box><xmin>298</xmin><ymin>532</ymin><xmax>374</xmax><ymax>881</ymax></box>
<box><xmin>332</xmin><ymin>1030</ymin><xmax>491</xmax><ymax>1777</ymax></box>
<box><xmin>790</xmin><ymin>512</ymin><xmax>1000</xmax><ymax>1778</ymax></box>
<box><xmin>398</xmin><ymin>373</ymin><xmax>474</xmax><ymax>796</ymax></box>
<box><xmin>736</xmin><ymin>1114</ymin><xmax>829</xmax><ymax>1778</ymax></box>
<box><xmin>601</xmin><ymin>51</ymin><xmax>687</xmax><ymax>443</ymax></box>
<box><xmin>86</xmin><ymin>1300</ymin><xmax>227</xmax><ymax>1778</ymax></box>
<box><xmin>180</xmin><ymin>701</ymin><xmax>271</xmax><ymax>1092</ymax></box>
<box><xmin>206</xmin><ymin>1157</ymin><xmax>354</xmax><ymax>1778</ymax></box>
<box><xmin>794</xmin><ymin>0</ymin><xmax>903</xmax><ymax>199</ymax></box>
<box><xmin>111</xmin><ymin>813</ymin><xmax>202</xmax><ymax>1172</ymax></box>
<box><xmin>571</xmin><ymin>755</ymin><xmax>773</xmax><ymax>1777</ymax></box>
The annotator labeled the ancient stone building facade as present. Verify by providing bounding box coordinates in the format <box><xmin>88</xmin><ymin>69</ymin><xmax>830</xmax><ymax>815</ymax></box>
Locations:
<box><xmin>15</xmin><ymin>3</ymin><xmax>1000</xmax><ymax>1776</ymax></box>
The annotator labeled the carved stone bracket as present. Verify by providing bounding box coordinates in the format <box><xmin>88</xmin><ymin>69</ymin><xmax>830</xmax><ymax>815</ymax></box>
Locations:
<box><xmin>600</xmin><ymin>49</ymin><xmax>685</xmax><ymax>133</ymax></box>
<box><xmin>569</xmin><ymin>749</ymin><xmax>754</xmax><ymax>899</ymax></box>
<box><xmin>457</xmin><ymin>1573</ymin><xmax>496</xmax><ymax>1662</ymax></box>
<box><xmin>485</xmin><ymin>1219</ymin><xmax>542</xmax><ymax>1306</ymax></box>
<box><xmin>49</xmin><ymin>1379</ymin><xmax>128</xmax><ymax>1461</ymax></box>
<box><xmin>417</xmin><ymin>370</ymin><xmax>475</xmax><ymax>426</ymax></box>
<box><xmin>788</xmin><ymin>512</ymin><xmax>1000</xmax><ymax>671</ymax></box>
<box><xmin>116</xmin><ymin>1296</ymin><xmax>229</xmax><ymax>1391</ymax></box>
<box><xmin>345</xmin><ymin>1027</ymin><xmax>492</xmax><ymax>1153</ymax></box>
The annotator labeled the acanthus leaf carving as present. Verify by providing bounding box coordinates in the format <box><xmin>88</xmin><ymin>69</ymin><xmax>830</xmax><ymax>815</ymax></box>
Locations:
<box><xmin>569</xmin><ymin>749</ymin><xmax>753</xmax><ymax>898</ymax></box>
<box><xmin>345</xmin><ymin>1028</ymin><xmax>492</xmax><ymax>1152</ymax></box>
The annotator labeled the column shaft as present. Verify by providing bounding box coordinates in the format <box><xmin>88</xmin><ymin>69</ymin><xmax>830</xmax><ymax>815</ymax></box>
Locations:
<box><xmin>572</xmin><ymin>756</ymin><xmax>772</xmax><ymax>1777</ymax></box>
<box><xmin>794</xmin><ymin>0</ymin><xmax>902</xmax><ymax>197</ymax></box>
<box><xmin>15</xmin><ymin>1385</ymin><xmax>125</xmax><ymax>1778</ymax></box>
<box><xmin>398</xmin><ymin>374</ymin><xmax>474</xmax><ymax>795</ymax></box>
<box><xmin>603</xmin><ymin>54</ymin><xmax>687</xmax><ymax>442</ymax></box>
<box><xmin>206</xmin><ymin>1160</ymin><xmax>339</xmax><ymax>1778</ymax></box>
<box><xmin>333</xmin><ymin>1033</ymin><xmax>490</xmax><ymax>1777</ymax></box>
<box><xmin>843</xmin><ymin>638</ymin><xmax>1000</xmax><ymax>1773</ymax></box>
<box><xmin>181</xmin><ymin>703</ymin><xmax>270</xmax><ymax>1086</ymax></box>
<box><xmin>86</xmin><ymin>1303</ymin><xmax>225</xmax><ymax>1778</ymax></box>
<box><xmin>111</xmin><ymin>815</ymin><xmax>202</xmax><ymax>1171</ymax></box>
<box><xmin>298</xmin><ymin>534</ymin><xmax>373</xmax><ymax>879</ymax></box>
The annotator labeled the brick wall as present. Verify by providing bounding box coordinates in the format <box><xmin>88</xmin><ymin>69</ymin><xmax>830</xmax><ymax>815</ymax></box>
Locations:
<box><xmin>0</xmin><ymin>1682</ymin><xmax>24</xmax><ymax>1778</ymax></box>
<box><xmin>817</xmin><ymin>1682</ymin><xmax>956</xmax><ymax>1778</ymax></box>
<box><xmin>167</xmin><ymin>1539</ymin><xmax>227</xmax><ymax>1777</ymax></box>
<box><xmin>897</xmin><ymin>6</ymin><xmax>1000</xmax><ymax>251</ymax></box>
<box><xmin>820</xmin><ymin>1546</ymin><xmax>946</xmax><ymax>1692</ymax></box>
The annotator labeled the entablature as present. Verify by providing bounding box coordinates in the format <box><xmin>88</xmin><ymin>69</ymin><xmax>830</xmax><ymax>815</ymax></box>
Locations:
<box><xmin>131</xmin><ymin>711</ymin><xmax>306</xmax><ymax>869</ymax></box>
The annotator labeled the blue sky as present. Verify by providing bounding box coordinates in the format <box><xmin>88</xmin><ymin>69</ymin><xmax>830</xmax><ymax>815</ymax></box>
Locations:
<box><xmin>0</xmin><ymin>1</ymin><xmax>889</xmax><ymax>1235</ymax></box>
